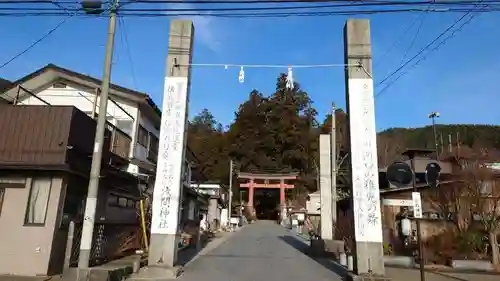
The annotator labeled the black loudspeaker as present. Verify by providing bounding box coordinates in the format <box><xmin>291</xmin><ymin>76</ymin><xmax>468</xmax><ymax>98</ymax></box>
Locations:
<box><xmin>425</xmin><ymin>162</ymin><xmax>441</xmax><ymax>188</ymax></box>
<box><xmin>81</xmin><ymin>0</ymin><xmax>104</xmax><ymax>14</ymax></box>
<box><xmin>386</xmin><ymin>161</ymin><xmax>413</xmax><ymax>188</ymax></box>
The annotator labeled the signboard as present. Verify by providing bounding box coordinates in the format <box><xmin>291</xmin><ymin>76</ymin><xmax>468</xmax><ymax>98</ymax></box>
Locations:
<box><xmin>382</xmin><ymin>199</ymin><xmax>413</xmax><ymax>206</ymax></box>
<box><xmin>151</xmin><ymin>76</ymin><xmax>189</xmax><ymax>234</ymax></box>
<box><xmin>412</xmin><ymin>192</ymin><xmax>423</xmax><ymax>219</ymax></box>
<box><xmin>348</xmin><ymin>78</ymin><xmax>383</xmax><ymax>243</ymax></box>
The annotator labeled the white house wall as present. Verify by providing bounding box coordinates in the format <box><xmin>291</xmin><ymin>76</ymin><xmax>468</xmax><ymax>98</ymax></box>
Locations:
<box><xmin>19</xmin><ymin>84</ymin><xmax>138</xmax><ymax>123</ymax></box>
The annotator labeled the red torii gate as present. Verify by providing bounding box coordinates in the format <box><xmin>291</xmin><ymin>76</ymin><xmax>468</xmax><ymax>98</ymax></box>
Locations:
<box><xmin>237</xmin><ymin>172</ymin><xmax>298</xmax><ymax>208</ymax></box>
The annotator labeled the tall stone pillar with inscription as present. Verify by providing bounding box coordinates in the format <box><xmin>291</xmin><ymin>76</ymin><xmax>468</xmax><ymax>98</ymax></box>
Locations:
<box><xmin>319</xmin><ymin>134</ymin><xmax>333</xmax><ymax>240</ymax></box>
<box><xmin>146</xmin><ymin>20</ymin><xmax>194</xmax><ymax>277</ymax></box>
<box><xmin>344</xmin><ymin>19</ymin><xmax>385</xmax><ymax>276</ymax></box>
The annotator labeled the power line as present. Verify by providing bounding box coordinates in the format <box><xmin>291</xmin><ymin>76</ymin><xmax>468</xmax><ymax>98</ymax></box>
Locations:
<box><xmin>0</xmin><ymin>2</ymin><xmax>118</xmax><ymax>70</ymax></box>
<box><xmin>374</xmin><ymin>0</ymin><xmax>488</xmax><ymax>98</ymax></box>
<box><xmin>3</xmin><ymin>1</ymin><xmax>500</xmax><ymax>9</ymax></box>
<box><xmin>1</xmin><ymin>0</ymin><xmax>498</xmax><ymax>18</ymax></box>
<box><xmin>122</xmin><ymin>0</ymin><xmax>500</xmax><ymax>4</ymax></box>
<box><xmin>118</xmin><ymin>16</ymin><xmax>138</xmax><ymax>88</ymax></box>
<box><xmin>399</xmin><ymin>12</ymin><xmax>426</xmax><ymax>64</ymax></box>
<box><xmin>3</xmin><ymin>0</ymin><xmax>500</xmax><ymax>11</ymax></box>
<box><xmin>0</xmin><ymin>12</ymin><xmax>77</xmax><ymax>70</ymax></box>
<box><xmin>184</xmin><ymin>63</ymin><xmax>350</xmax><ymax>68</ymax></box>
<box><xmin>376</xmin><ymin>11</ymin><xmax>476</xmax><ymax>87</ymax></box>
<box><xmin>375</xmin><ymin>4</ymin><xmax>485</xmax><ymax>98</ymax></box>
<box><xmin>395</xmin><ymin>0</ymin><xmax>434</xmax><ymax>66</ymax></box>
<box><xmin>377</xmin><ymin>13</ymin><xmax>479</xmax><ymax>97</ymax></box>
<box><xmin>0</xmin><ymin>6</ymin><xmax>498</xmax><ymax>17</ymax></box>
<box><xmin>375</xmin><ymin>13</ymin><xmax>424</xmax><ymax>66</ymax></box>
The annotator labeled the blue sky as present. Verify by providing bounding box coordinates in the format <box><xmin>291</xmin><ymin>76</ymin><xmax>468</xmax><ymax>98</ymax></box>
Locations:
<box><xmin>0</xmin><ymin>3</ymin><xmax>499</xmax><ymax>131</ymax></box>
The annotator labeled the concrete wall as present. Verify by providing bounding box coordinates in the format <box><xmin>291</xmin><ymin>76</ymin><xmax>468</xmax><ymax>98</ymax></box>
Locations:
<box><xmin>208</xmin><ymin>198</ymin><xmax>218</xmax><ymax>224</ymax></box>
<box><xmin>403</xmin><ymin>157</ymin><xmax>452</xmax><ymax>174</ymax></box>
<box><xmin>306</xmin><ymin>193</ymin><xmax>321</xmax><ymax>215</ymax></box>
<box><xmin>0</xmin><ymin>177</ymin><xmax>64</xmax><ymax>276</ymax></box>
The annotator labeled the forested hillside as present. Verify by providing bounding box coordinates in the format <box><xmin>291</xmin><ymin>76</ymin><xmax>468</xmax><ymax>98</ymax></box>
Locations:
<box><xmin>187</xmin><ymin>74</ymin><xmax>500</xmax><ymax>197</ymax></box>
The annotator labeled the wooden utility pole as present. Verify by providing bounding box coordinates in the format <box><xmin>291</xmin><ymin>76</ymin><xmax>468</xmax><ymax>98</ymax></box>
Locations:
<box><xmin>79</xmin><ymin>1</ymin><xmax>119</xmax><ymax>277</ymax></box>
<box><xmin>440</xmin><ymin>133</ymin><xmax>444</xmax><ymax>156</ymax></box>
<box><xmin>448</xmin><ymin>133</ymin><xmax>452</xmax><ymax>153</ymax></box>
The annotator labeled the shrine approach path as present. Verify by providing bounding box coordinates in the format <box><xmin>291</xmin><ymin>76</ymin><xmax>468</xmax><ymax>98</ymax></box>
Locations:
<box><xmin>176</xmin><ymin>221</ymin><xmax>346</xmax><ymax>281</ymax></box>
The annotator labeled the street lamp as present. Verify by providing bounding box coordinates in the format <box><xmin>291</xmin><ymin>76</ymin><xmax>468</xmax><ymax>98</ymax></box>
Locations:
<box><xmin>428</xmin><ymin>112</ymin><xmax>440</xmax><ymax>159</ymax></box>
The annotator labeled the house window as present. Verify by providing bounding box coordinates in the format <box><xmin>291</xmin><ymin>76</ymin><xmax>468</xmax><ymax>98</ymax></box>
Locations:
<box><xmin>107</xmin><ymin>194</ymin><xmax>118</xmax><ymax>205</ymax></box>
<box><xmin>148</xmin><ymin>133</ymin><xmax>159</xmax><ymax>163</ymax></box>
<box><xmin>108</xmin><ymin>193</ymin><xmax>136</xmax><ymax>209</ymax></box>
<box><xmin>118</xmin><ymin>197</ymin><xmax>128</xmax><ymax>208</ymax></box>
<box><xmin>116</xmin><ymin>119</ymin><xmax>134</xmax><ymax>137</ymax></box>
<box><xmin>25</xmin><ymin>178</ymin><xmax>52</xmax><ymax>225</ymax></box>
<box><xmin>127</xmin><ymin>199</ymin><xmax>136</xmax><ymax>208</ymax></box>
<box><xmin>137</xmin><ymin>126</ymin><xmax>149</xmax><ymax>147</ymax></box>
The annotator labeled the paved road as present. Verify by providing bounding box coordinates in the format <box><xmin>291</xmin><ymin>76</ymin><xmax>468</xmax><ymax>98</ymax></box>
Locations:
<box><xmin>177</xmin><ymin>221</ymin><xmax>346</xmax><ymax>281</ymax></box>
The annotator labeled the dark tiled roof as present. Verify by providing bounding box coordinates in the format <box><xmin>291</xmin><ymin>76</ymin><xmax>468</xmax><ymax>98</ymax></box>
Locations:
<box><xmin>0</xmin><ymin>78</ymin><xmax>13</xmax><ymax>103</ymax></box>
<box><xmin>1</xmin><ymin>64</ymin><xmax>161</xmax><ymax>117</ymax></box>
<box><xmin>0</xmin><ymin>78</ymin><xmax>13</xmax><ymax>92</ymax></box>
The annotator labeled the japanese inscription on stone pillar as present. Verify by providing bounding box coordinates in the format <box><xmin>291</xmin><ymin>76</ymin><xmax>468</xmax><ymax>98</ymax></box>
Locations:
<box><xmin>348</xmin><ymin>78</ymin><xmax>383</xmax><ymax>243</ymax></box>
<box><xmin>151</xmin><ymin>76</ymin><xmax>189</xmax><ymax>235</ymax></box>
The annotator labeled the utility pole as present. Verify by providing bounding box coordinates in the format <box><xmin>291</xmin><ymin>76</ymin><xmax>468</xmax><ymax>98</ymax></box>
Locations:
<box><xmin>448</xmin><ymin>133</ymin><xmax>452</xmax><ymax>153</ymax></box>
<box><xmin>410</xmin><ymin>157</ymin><xmax>426</xmax><ymax>281</ymax></box>
<box><xmin>428</xmin><ymin>111</ymin><xmax>440</xmax><ymax>160</ymax></box>
<box><xmin>330</xmin><ymin>103</ymin><xmax>337</xmax><ymax>228</ymax></box>
<box><xmin>78</xmin><ymin>0</ymin><xmax>118</xmax><ymax>275</ymax></box>
<box><xmin>439</xmin><ymin>133</ymin><xmax>444</xmax><ymax>155</ymax></box>
<box><xmin>228</xmin><ymin>159</ymin><xmax>233</xmax><ymax>224</ymax></box>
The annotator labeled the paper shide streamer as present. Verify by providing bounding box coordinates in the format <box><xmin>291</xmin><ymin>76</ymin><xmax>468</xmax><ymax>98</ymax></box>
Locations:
<box><xmin>235</xmin><ymin>65</ymin><xmax>294</xmax><ymax>89</ymax></box>
<box><xmin>238</xmin><ymin>66</ymin><xmax>245</xmax><ymax>83</ymax></box>
<box><xmin>286</xmin><ymin>67</ymin><xmax>294</xmax><ymax>89</ymax></box>
<box><xmin>184</xmin><ymin>63</ymin><xmax>352</xmax><ymax>87</ymax></box>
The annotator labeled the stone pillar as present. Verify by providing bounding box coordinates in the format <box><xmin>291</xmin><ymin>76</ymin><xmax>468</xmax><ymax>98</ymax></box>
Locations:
<box><xmin>319</xmin><ymin>134</ymin><xmax>333</xmax><ymax>240</ymax></box>
<box><xmin>147</xmin><ymin>20</ymin><xmax>194</xmax><ymax>276</ymax></box>
<box><xmin>248</xmin><ymin>179</ymin><xmax>254</xmax><ymax>207</ymax></box>
<box><xmin>344</xmin><ymin>19</ymin><xmax>384</xmax><ymax>276</ymax></box>
<box><xmin>279</xmin><ymin>179</ymin><xmax>286</xmax><ymax>205</ymax></box>
<box><xmin>280</xmin><ymin>179</ymin><xmax>286</xmax><ymax>221</ymax></box>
